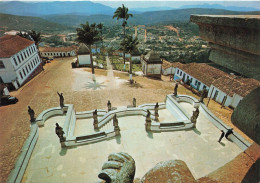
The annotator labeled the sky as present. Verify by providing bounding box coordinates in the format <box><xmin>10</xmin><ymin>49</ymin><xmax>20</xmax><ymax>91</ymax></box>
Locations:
<box><xmin>0</xmin><ymin>0</ymin><xmax>260</xmax><ymax>9</ymax></box>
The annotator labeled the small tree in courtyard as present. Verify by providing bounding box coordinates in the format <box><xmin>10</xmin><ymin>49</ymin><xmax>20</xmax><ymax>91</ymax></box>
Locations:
<box><xmin>121</xmin><ymin>35</ymin><xmax>139</xmax><ymax>83</ymax></box>
<box><xmin>76</xmin><ymin>22</ymin><xmax>100</xmax><ymax>81</ymax></box>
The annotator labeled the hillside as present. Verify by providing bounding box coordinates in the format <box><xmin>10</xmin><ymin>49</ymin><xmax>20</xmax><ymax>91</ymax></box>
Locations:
<box><xmin>41</xmin><ymin>8</ymin><xmax>260</xmax><ymax>27</ymax></box>
<box><xmin>0</xmin><ymin>1</ymin><xmax>115</xmax><ymax>16</ymax></box>
<box><xmin>0</xmin><ymin>13</ymin><xmax>74</xmax><ymax>33</ymax></box>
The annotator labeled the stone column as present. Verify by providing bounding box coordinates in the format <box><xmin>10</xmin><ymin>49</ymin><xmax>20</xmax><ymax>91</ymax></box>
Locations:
<box><xmin>145</xmin><ymin>110</ymin><xmax>152</xmax><ymax>131</ymax></box>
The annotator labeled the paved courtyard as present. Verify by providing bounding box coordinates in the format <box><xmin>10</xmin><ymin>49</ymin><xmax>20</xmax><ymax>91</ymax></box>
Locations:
<box><xmin>0</xmin><ymin>57</ymin><xmax>256</xmax><ymax>183</ymax></box>
<box><xmin>22</xmin><ymin>101</ymin><xmax>242</xmax><ymax>183</ymax></box>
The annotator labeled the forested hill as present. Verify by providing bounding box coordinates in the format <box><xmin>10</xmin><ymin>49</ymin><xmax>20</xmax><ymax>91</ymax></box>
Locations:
<box><xmin>0</xmin><ymin>13</ymin><xmax>74</xmax><ymax>33</ymax></box>
<box><xmin>41</xmin><ymin>8</ymin><xmax>260</xmax><ymax>26</ymax></box>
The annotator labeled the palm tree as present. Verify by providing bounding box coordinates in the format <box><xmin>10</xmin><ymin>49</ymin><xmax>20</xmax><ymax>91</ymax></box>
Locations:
<box><xmin>121</xmin><ymin>35</ymin><xmax>139</xmax><ymax>83</ymax></box>
<box><xmin>97</xmin><ymin>23</ymin><xmax>104</xmax><ymax>49</ymax></box>
<box><xmin>76</xmin><ymin>22</ymin><xmax>100</xmax><ymax>81</ymax></box>
<box><xmin>28</xmin><ymin>30</ymin><xmax>42</xmax><ymax>49</ymax></box>
<box><xmin>113</xmin><ymin>4</ymin><xmax>133</xmax><ymax>70</ymax></box>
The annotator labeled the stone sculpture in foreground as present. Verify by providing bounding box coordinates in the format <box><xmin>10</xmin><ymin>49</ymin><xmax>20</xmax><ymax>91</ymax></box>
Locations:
<box><xmin>98</xmin><ymin>153</ymin><xmax>196</xmax><ymax>183</ymax></box>
<box><xmin>98</xmin><ymin>152</ymin><xmax>136</xmax><ymax>183</ymax></box>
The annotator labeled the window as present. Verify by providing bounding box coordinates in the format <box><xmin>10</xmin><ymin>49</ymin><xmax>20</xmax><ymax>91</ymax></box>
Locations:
<box><xmin>190</xmin><ymin>78</ymin><xmax>193</xmax><ymax>82</ymax></box>
<box><xmin>17</xmin><ymin>55</ymin><xmax>21</xmax><ymax>63</ymax></box>
<box><xmin>31</xmin><ymin>62</ymin><xmax>33</xmax><ymax>68</ymax></box>
<box><xmin>19</xmin><ymin>72</ymin><xmax>23</xmax><ymax>79</ymax></box>
<box><xmin>28</xmin><ymin>64</ymin><xmax>31</xmax><ymax>71</ymax></box>
<box><xmin>13</xmin><ymin>57</ymin><xmax>17</xmax><ymax>66</ymax></box>
<box><xmin>29</xmin><ymin>48</ymin><xmax>32</xmax><ymax>55</ymax></box>
<box><xmin>21</xmin><ymin>53</ymin><xmax>24</xmax><ymax>60</ymax></box>
<box><xmin>177</xmin><ymin>69</ymin><xmax>179</xmax><ymax>74</ymax></box>
<box><xmin>26</xmin><ymin>66</ymin><xmax>29</xmax><ymax>73</ymax></box>
<box><xmin>203</xmin><ymin>85</ymin><xmax>207</xmax><ymax>89</ymax></box>
<box><xmin>24</xmin><ymin>51</ymin><xmax>27</xmax><ymax>58</ymax></box>
<box><xmin>195</xmin><ymin>80</ymin><xmax>198</xmax><ymax>85</ymax></box>
<box><xmin>23</xmin><ymin>69</ymin><xmax>26</xmax><ymax>76</ymax></box>
<box><xmin>0</xmin><ymin>60</ymin><xmax>5</xmax><ymax>68</ymax></box>
<box><xmin>26</xmin><ymin>50</ymin><xmax>29</xmax><ymax>57</ymax></box>
<box><xmin>180</xmin><ymin>71</ymin><xmax>182</xmax><ymax>76</ymax></box>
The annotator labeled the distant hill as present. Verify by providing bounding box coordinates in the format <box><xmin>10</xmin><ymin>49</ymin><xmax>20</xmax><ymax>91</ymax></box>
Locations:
<box><xmin>0</xmin><ymin>1</ymin><xmax>115</xmax><ymax>16</ymax></box>
<box><xmin>41</xmin><ymin>8</ymin><xmax>260</xmax><ymax>27</ymax></box>
<box><xmin>179</xmin><ymin>3</ymin><xmax>260</xmax><ymax>12</ymax></box>
<box><xmin>0</xmin><ymin>13</ymin><xmax>73</xmax><ymax>33</ymax></box>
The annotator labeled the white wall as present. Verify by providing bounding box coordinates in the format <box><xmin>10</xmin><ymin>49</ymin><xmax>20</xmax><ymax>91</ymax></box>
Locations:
<box><xmin>132</xmin><ymin>56</ymin><xmax>140</xmax><ymax>61</ymax></box>
<box><xmin>0</xmin><ymin>44</ymin><xmax>41</xmax><ymax>86</ymax></box>
<box><xmin>0</xmin><ymin>57</ymin><xmax>17</xmax><ymax>83</ymax></box>
<box><xmin>209</xmin><ymin>85</ymin><xmax>232</xmax><ymax>107</ymax></box>
<box><xmin>231</xmin><ymin>94</ymin><xmax>243</xmax><ymax>108</ymax></box>
<box><xmin>175</xmin><ymin>68</ymin><xmax>209</xmax><ymax>91</ymax></box>
<box><xmin>147</xmin><ymin>64</ymin><xmax>161</xmax><ymax>75</ymax></box>
<box><xmin>163</xmin><ymin>67</ymin><xmax>176</xmax><ymax>75</ymax></box>
<box><xmin>41</xmin><ymin>50</ymin><xmax>75</xmax><ymax>57</ymax></box>
<box><xmin>78</xmin><ymin>55</ymin><xmax>91</xmax><ymax>65</ymax></box>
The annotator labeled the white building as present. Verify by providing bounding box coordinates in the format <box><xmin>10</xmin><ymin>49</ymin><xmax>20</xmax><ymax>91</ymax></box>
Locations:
<box><xmin>174</xmin><ymin>63</ymin><xmax>228</xmax><ymax>91</ymax></box>
<box><xmin>208</xmin><ymin>76</ymin><xmax>260</xmax><ymax>108</ymax></box>
<box><xmin>39</xmin><ymin>47</ymin><xmax>76</xmax><ymax>58</ymax></box>
<box><xmin>162</xmin><ymin>60</ymin><xmax>183</xmax><ymax>76</ymax></box>
<box><xmin>141</xmin><ymin>50</ymin><xmax>162</xmax><ymax>79</ymax></box>
<box><xmin>77</xmin><ymin>44</ymin><xmax>91</xmax><ymax>66</ymax></box>
<box><xmin>0</xmin><ymin>35</ymin><xmax>42</xmax><ymax>89</ymax></box>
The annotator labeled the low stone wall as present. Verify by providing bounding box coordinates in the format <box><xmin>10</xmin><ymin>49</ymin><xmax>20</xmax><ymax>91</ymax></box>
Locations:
<box><xmin>200</xmin><ymin>103</ymin><xmax>251</xmax><ymax>151</ymax></box>
<box><xmin>7</xmin><ymin>124</ymin><xmax>39</xmax><ymax>183</ymax></box>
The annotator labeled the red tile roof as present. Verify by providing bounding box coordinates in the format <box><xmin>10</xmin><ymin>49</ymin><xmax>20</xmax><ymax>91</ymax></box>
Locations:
<box><xmin>212</xmin><ymin>76</ymin><xmax>260</xmax><ymax>97</ymax></box>
<box><xmin>0</xmin><ymin>35</ymin><xmax>34</xmax><ymax>58</ymax></box>
<box><xmin>177</xmin><ymin>63</ymin><xmax>229</xmax><ymax>86</ymax></box>
<box><xmin>39</xmin><ymin>47</ymin><xmax>75</xmax><ymax>52</ymax></box>
<box><xmin>162</xmin><ymin>60</ymin><xmax>183</xmax><ymax>70</ymax></box>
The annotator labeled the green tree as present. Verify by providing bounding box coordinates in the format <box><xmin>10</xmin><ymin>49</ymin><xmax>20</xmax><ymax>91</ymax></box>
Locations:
<box><xmin>76</xmin><ymin>22</ymin><xmax>100</xmax><ymax>81</ymax></box>
<box><xmin>97</xmin><ymin>23</ymin><xmax>104</xmax><ymax>49</ymax></box>
<box><xmin>113</xmin><ymin>4</ymin><xmax>133</xmax><ymax>70</ymax></box>
<box><xmin>107</xmin><ymin>46</ymin><xmax>115</xmax><ymax>64</ymax></box>
<box><xmin>121</xmin><ymin>35</ymin><xmax>139</xmax><ymax>83</ymax></box>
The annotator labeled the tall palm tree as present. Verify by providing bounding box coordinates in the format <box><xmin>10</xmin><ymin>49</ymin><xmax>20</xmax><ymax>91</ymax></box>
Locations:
<box><xmin>76</xmin><ymin>22</ymin><xmax>100</xmax><ymax>81</ymax></box>
<box><xmin>121</xmin><ymin>35</ymin><xmax>139</xmax><ymax>83</ymax></box>
<box><xmin>28</xmin><ymin>30</ymin><xmax>41</xmax><ymax>49</ymax></box>
<box><xmin>97</xmin><ymin>23</ymin><xmax>104</xmax><ymax>49</ymax></box>
<box><xmin>113</xmin><ymin>4</ymin><xmax>133</xmax><ymax>70</ymax></box>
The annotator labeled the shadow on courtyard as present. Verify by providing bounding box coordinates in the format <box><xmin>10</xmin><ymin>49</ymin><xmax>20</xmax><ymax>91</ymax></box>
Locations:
<box><xmin>85</xmin><ymin>81</ymin><xmax>107</xmax><ymax>90</ymax></box>
<box><xmin>123</xmin><ymin>81</ymin><xmax>143</xmax><ymax>88</ymax></box>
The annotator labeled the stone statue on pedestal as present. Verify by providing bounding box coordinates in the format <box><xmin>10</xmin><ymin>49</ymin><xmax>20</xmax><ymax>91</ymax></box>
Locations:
<box><xmin>107</xmin><ymin>100</ymin><xmax>112</xmax><ymax>112</ymax></box>
<box><xmin>199</xmin><ymin>89</ymin><xmax>208</xmax><ymax>103</ymax></box>
<box><xmin>28</xmin><ymin>106</ymin><xmax>35</xmax><ymax>122</ymax></box>
<box><xmin>154</xmin><ymin>102</ymin><xmax>159</xmax><ymax>122</ymax></box>
<box><xmin>173</xmin><ymin>83</ymin><xmax>178</xmax><ymax>96</ymax></box>
<box><xmin>133</xmin><ymin>98</ymin><xmax>136</xmax><ymax>107</ymax></box>
<box><xmin>93</xmin><ymin>109</ymin><xmax>98</xmax><ymax>130</ymax></box>
<box><xmin>57</xmin><ymin>92</ymin><xmax>64</xmax><ymax>108</ymax></box>
<box><xmin>55</xmin><ymin>123</ymin><xmax>66</xmax><ymax>142</ymax></box>
<box><xmin>191</xmin><ymin>108</ymin><xmax>200</xmax><ymax>127</ymax></box>
<box><xmin>113</xmin><ymin>114</ymin><xmax>120</xmax><ymax>135</ymax></box>
<box><xmin>146</xmin><ymin>110</ymin><xmax>152</xmax><ymax>131</ymax></box>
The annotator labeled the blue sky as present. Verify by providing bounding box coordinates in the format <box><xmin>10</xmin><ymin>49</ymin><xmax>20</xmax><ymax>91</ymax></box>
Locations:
<box><xmin>1</xmin><ymin>0</ymin><xmax>260</xmax><ymax>9</ymax></box>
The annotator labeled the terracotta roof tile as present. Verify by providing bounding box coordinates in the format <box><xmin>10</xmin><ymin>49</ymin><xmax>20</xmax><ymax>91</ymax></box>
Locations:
<box><xmin>162</xmin><ymin>60</ymin><xmax>183</xmax><ymax>70</ymax></box>
<box><xmin>39</xmin><ymin>47</ymin><xmax>75</xmax><ymax>52</ymax></box>
<box><xmin>213</xmin><ymin>76</ymin><xmax>260</xmax><ymax>97</ymax></box>
<box><xmin>177</xmin><ymin>63</ymin><xmax>229</xmax><ymax>86</ymax></box>
<box><xmin>0</xmin><ymin>35</ymin><xmax>34</xmax><ymax>58</ymax></box>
